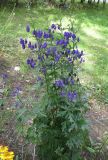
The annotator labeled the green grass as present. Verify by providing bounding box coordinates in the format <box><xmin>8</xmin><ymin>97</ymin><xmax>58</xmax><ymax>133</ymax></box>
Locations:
<box><xmin>0</xmin><ymin>4</ymin><xmax>108</xmax><ymax>103</ymax></box>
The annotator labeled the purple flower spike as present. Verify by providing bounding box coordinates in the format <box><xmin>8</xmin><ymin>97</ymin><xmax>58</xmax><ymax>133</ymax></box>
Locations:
<box><xmin>26</xmin><ymin>24</ymin><xmax>30</xmax><ymax>32</ymax></box>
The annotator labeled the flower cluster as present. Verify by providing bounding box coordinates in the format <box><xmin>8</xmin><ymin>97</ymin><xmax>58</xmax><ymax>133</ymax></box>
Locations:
<box><xmin>20</xmin><ymin>24</ymin><xmax>84</xmax><ymax>103</ymax></box>
<box><xmin>0</xmin><ymin>146</ymin><xmax>14</xmax><ymax>160</ymax></box>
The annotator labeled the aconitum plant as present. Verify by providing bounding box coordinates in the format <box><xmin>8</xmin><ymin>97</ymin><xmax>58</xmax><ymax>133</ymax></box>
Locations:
<box><xmin>20</xmin><ymin>23</ymin><xmax>88</xmax><ymax>160</ymax></box>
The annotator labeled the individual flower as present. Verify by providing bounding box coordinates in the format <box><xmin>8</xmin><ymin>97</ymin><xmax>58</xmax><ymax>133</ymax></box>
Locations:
<box><xmin>28</xmin><ymin>41</ymin><xmax>31</xmax><ymax>48</ymax></box>
<box><xmin>60</xmin><ymin>90</ymin><xmax>66</xmax><ymax>97</ymax></box>
<box><xmin>56</xmin><ymin>39</ymin><xmax>65</xmax><ymax>45</ymax></box>
<box><xmin>20</xmin><ymin>38</ymin><xmax>25</xmax><ymax>49</ymax></box>
<box><xmin>58</xmin><ymin>25</ymin><xmax>60</xmax><ymax>30</ymax></box>
<box><xmin>27</xmin><ymin>58</ymin><xmax>36</xmax><ymax>68</ymax></box>
<box><xmin>34</xmin><ymin>43</ymin><xmax>37</xmax><ymax>48</ymax></box>
<box><xmin>63</xmin><ymin>40</ymin><xmax>69</xmax><ymax>47</ymax></box>
<box><xmin>44</xmin><ymin>32</ymin><xmax>51</xmax><ymax>39</ymax></box>
<box><xmin>32</xmin><ymin>29</ymin><xmax>36</xmax><ymax>35</ymax></box>
<box><xmin>35</xmin><ymin>30</ymin><xmax>43</xmax><ymax>38</ymax></box>
<box><xmin>67</xmin><ymin>57</ymin><xmax>72</xmax><ymax>63</ymax></box>
<box><xmin>66</xmin><ymin>49</ymin><xmax>71</xmax><ymax>54</ymax></box>
<box><xmin>51</xmin><ymin>24</ymin><xmax>56</xmax><ymax>30</ymax></box>
<box><xmin>30</xmin><ymin>45</ymin><xmax>35</xmax><ymax>50</ymax></box>
<box><xmin>26</xmin><ymin>24</ymin><xmax>30</xmax><ymax>32</ymax></box>
<box><xmin>67</xmin><ymin>91</ymin><xmax>77</xmax><ymax>101</ymax></box>
<box><xmin>54</xmin><ymin>53</ymin><xmax>61</xmax><ymax>62</ymax></box>
<box><xmin>0</xmin><ymin>145</ymin><xmax>14</xmax><ymax>160</ymax></box>
<box><xmin>37</xmin><ymin>76</ymin><xmax>42</xmax><ymax>81</ymax></box>
<box><xmin>22</xmin><ymin>44</ymin><xmax>25</xmax><ymax>49</ymax></box>
<box><xmin>25</xmin><ymin>39</ymin><xmax>27</xmax><ymax>44</ymax></box>
<box><xmin>41</xmin><ymin>42</ymin><xmax>47</xmax><ymax>49</ymax></box>
<box><xmin>20</xmin><ymin>38</ymin><xmax>24</xmax><ymax>45</ymax></box>
<box><xmin>80</xmin><ymin>57</ymin><xmax>85</xmax><ymax>63</ymax></box>
<box><xmin>55</xmin><ymin>80</ymin><xmax>64</xmax><ymax>88</ymax></box>
<box><xmin>73</xmin><ymin>49</ymin><xmax>84</xmax><ymax>60</ymax></box>
<box><xmin>64</xmin><ymin>31</ymin><xmax>72</xmax><ymax>39</ymax></box>
<box><xmin>46</xmin><ymin>48</ymin><xmax>51</xmax><ymax>58</ymax></box>
<box><xmin>72</xmin><ymin>33</ymin><xmax>76</xmax><ymax>41</ymax></box>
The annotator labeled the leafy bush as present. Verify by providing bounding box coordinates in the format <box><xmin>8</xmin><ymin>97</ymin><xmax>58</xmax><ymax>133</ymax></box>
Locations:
<box><xmin>19</xmin><ymin>22</ymin><xmax>89</xmax><ymax>160</ymax></box>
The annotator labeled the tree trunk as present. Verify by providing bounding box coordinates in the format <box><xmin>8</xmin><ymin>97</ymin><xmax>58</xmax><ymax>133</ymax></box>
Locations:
<box><xmin>103</xmin><ymin>0</ymin><xmax>106</xmax><ymax>7</ymax></box>
<box><xmin>15</xmin><ymin>0</ymin><xmax>18</xmax><ymax>6</ymax></box>
<box><xmin>97</xmin><ymin>0</ymin><xmax>100</xmax><ymax>4</ymax></box>
<box><xmin>81</xmin><ymin>0</ymin><xmax>85</xmax><ymax>3</ymax></box>
<box><xmin>88</xmin><ymin>0</ymin><xmax>92</xmax><ymax>4</ymax></box>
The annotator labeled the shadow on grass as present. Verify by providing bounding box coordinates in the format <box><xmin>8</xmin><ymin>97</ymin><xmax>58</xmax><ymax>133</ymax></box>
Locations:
<box><xmin>0</xmin><ymin>51</ymin><xmax>11</xmax><ymax>74</ymax></box>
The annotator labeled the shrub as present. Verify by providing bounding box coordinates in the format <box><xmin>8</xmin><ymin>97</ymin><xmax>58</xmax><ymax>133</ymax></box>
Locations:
<box><xmin>19</xmin><ymin>22</ymin><xmax>89</xmax><ymax>160</ymax></box>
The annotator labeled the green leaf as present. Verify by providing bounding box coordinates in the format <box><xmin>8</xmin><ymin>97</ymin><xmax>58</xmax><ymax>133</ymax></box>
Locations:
<box><xmin>87</xmin><ymin>147</ymin><xmax>96</xmax><ymax>154</ymax></box>
<box><xmin>0</xmin><ymin>99</ymin><xmax>4</xmax><ymax>107</ymax></box>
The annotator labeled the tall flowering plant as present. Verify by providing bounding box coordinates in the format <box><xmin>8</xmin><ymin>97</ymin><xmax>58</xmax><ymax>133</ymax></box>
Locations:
<box><xmin>20</xmin><ymin>23</ymin><xmax>88</xmax><ymax>160</ymax></box>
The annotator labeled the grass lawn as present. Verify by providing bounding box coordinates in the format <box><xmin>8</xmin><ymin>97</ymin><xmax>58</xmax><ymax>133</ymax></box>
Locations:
<box><xmin>0</xmin><ymin>4</ymin><xmax>108</xmax><ymax>103</ymax></box>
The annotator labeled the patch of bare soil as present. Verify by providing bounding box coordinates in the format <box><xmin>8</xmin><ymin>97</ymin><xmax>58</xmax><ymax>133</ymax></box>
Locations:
<box><xmin>87</xmin><ymin>99</ymin><xmax>108</xmax><ymax>141</ymax></box>
<box><xmin>0</xmin><ymin>53</ymin><xmax>38</xmax><ymax>159</ymax></box>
